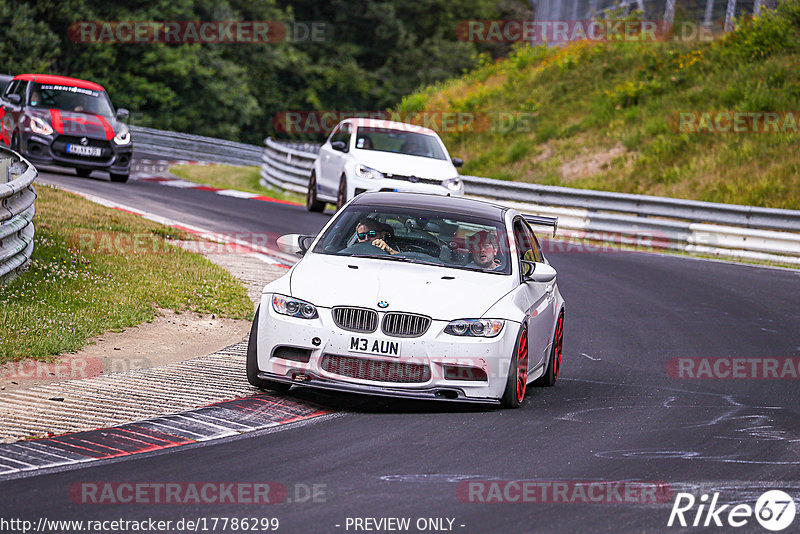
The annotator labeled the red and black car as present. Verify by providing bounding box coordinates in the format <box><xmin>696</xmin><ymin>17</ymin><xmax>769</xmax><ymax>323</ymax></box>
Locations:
<box><xmin>0</xmin><ymin>74</ymin><xmax>132</xmax><ymax>182</ymax></box>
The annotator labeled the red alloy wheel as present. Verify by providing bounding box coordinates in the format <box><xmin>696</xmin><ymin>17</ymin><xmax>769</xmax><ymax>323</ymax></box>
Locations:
<box><xmin>516</xmin><ymin>327</ymin><xmax>528</xmax><ymax>403</ymax></box>
<box><xmin>553</xmin><ymin>314</ymin><xmax>564</xmax><ymax>379</ymax></box>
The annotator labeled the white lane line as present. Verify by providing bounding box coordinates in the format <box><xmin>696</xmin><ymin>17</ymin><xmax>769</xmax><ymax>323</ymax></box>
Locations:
<box><xmin>582</xmin><ymin>353</ymin><xmax>601</xmax><ymax>361</ymax></box>
<box><xmin>216</xmin><ymin>189</ymin><xmax>260</xmax><ymax>199</ymax></box>
<box><xmin>154</xmin><ymin>179</ymin><xmax>198</xmax><ymax>188</ymax></box>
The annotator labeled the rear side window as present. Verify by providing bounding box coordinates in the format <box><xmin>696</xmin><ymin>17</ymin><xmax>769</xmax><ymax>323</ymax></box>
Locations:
<box><xmin>513</xmin><ymin>219</ymin><xmax>543</xmax><ymax>266</ymax></box>
<box><xmin>523</xmin><ymin>222</ymin><xmax>544</xmax><ymax>263</ymax></box>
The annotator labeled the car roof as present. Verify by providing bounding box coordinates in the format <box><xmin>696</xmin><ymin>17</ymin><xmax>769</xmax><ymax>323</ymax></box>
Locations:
<box><xmin>349</xmin><ymin>192</ymin><xmax>509</xmax><ymax>222</ymax></box>
<box><xmin>13</xmin><ymin>74</ymin><xmax>106</xmax><ymax>92</ymax></box>
<box><xmin>344</xmin><ymin>118</ymin><xmax>438</xmax><ymax>136</ymax></box>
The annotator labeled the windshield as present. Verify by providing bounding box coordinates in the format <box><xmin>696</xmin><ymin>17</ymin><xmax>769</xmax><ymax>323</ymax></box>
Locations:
<box><xmin>312</xmin><ymin>205</ymin><xmax>511</xmax><ymax>274</ymax></box>
<box><xmin>354</xmin><ymin>126</ymin><xmax>447</xmax><ymax>160</ymax></box>
<box><xmin>29</xmin><ymin>83</ymin><xmax>114</xmax><ymax>117</ymax></box>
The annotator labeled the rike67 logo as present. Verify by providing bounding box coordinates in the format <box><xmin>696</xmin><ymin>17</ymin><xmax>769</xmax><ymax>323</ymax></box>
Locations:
<box><xmin>668</xmin><ymin>490</ymin><xmax>796</xmax><ymax>531</ymax></box>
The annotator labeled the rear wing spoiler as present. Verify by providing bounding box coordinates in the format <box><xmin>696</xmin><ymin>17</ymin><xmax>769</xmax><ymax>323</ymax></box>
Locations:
<box><xmin>523</xmin><ymin>215</ymin><xmax>558</xmax><ymax>237</ymax></box>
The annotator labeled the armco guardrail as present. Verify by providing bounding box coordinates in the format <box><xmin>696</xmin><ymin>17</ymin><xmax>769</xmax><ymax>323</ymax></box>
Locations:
<box><xmin>260</xmin><ymin>138</ymin><xmax>800</xmax><ymax>265</ymax></box>
<box><xmin>0</xmin><ymin>148</ymin><xmax>37</xmax><ymax>283</ymax></box>
<box><xmin>130</xmin><ymin>125</ymin><xmax>262</xmax><ymax>166</ymax></box>
<box><xmin>260</xmin><ymin>137</ymin><xmax>318</xmax><ymax>194</ymax></box>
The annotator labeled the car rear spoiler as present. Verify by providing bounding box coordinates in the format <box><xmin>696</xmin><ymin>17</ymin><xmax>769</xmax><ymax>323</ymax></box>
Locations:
<box><xmin>523</xmin><ymin>215</ymin><xmax>558</xmax><ymax>237</ymax></box>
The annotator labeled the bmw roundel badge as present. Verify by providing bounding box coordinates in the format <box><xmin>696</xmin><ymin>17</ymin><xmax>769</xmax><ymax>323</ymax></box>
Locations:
<box><xmin>377</xmin><ymin>301</ymin><xmax>389</xmax><ymax>309</ymax></box>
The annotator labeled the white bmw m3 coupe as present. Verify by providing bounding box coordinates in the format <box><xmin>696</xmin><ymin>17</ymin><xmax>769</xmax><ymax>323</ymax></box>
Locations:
<box><xmin>248</xmin><ymin>192</ymin><xmax>565</xmax><ymax>408</ymax></box>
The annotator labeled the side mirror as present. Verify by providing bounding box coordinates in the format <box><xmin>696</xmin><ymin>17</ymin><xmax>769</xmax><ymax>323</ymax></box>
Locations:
<box><xmin>277</xmin><ymin>234</ymin><xmax>315</xmax><ymax>256</ymax></box>
<box><xmin>6</xmin><ymin>94</ymin><xmax>21</xmax><ymax>105</ymax></box>
<box><xmin>522</xmin><ymin>261</ymin><xmax>556</xmax><ymax>283</ymax></box>
<box><xmin>331</xmin><ymin>141</ymin><xmax>347</xmax><ymax>152</ymax></box>
<box><xmin>451</xmin><ymin>157</ymin><xmax>464</xmax><ymax>168</ymax></box>
<box><xmin>116</xmin><ymin>108</ymin><xmax>130</xmax><ymax>121</ymax></box>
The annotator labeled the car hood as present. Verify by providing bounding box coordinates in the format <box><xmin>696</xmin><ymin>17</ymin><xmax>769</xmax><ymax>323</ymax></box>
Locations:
<box><xmin>289</xmin><ymin>254</ymin><xmax>513</xmax><ymax>320</ymax></box>
<box><xmin>353</xmin><ymin>151</ymin><xmax>457</xmax><ymax>180</ymax></box>
<box><xmin>27</xmin><ymin>107</ymin><xmax>120</xmax><ymax>140</ymax></box>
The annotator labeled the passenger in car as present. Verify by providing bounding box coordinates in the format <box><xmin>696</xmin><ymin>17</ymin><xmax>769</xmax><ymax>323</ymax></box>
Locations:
<box><xmin>467</xmin><ymin>230</ymin><xmax>503</xmax><ymax>271</ymax></box>
<box><xmin>356</xmin><ymin>218</ymin><xmax>399</xmax><ymax>255</ymax></box>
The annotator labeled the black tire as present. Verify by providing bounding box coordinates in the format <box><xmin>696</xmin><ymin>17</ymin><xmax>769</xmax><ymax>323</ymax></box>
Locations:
<box><xmin>76</xmin><ymin>169</ymin><xmax>92</xmax><ymax>178</ymax></box>
<box><xmin>501</xmin><ymin>324</ymin><xmax>529</xmax><ymax>409</ymax></box>
<box><xmin>534</xmin><ymin>311</ymin><xmax>564</xmax><ymax>387</ymax></box>
<box><xmin>306</xmin><ymin>172</ymin><xmax>325</xmax><ymax>212</ymax></box>
<box><xmin>10</xmin><ymin>132</ymin><xmax>20</xmax><ymax>152</ymax></box>
<box><xmin>335</xmin><ymin>175</ymin><xmax>347</xmax><ymax>211</ymax></box>
<box><xmin>109</xmin><ymin>173</ymin><xmax>129</xmax><ymax>183</ymax></box>
<box><xmin>246</xmin><ymin>307</ymin><xmax>292</xmax><ymax>393</ymax></box>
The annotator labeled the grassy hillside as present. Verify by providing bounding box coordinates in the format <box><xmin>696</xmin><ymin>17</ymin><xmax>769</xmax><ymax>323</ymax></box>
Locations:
<box><xmin>397</xmin><ymin>2</ymin><xmax>800</xmax><ymax>209</ymax></box>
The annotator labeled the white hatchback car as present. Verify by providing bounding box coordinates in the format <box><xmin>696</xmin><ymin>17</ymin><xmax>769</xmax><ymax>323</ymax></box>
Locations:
<box><xmin>248</xmin><ymin>192</ymin><xmax>565</xmax><ymax>408</ymax></box>
<box><xmin>306</xmin><ymin>118</ymin><xmax>465</xmax><ymax>211</ymax></box>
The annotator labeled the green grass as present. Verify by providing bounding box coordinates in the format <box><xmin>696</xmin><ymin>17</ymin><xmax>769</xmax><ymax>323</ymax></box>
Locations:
<box><xmin>396</xmin><ymin>2</ymin><xmax>800</xmax><ymax>209</ymax></box>
<box><xmin>0</xmin><ymin>185</ymin><xmax>254</xmax><ymax>363</ymax></box>
<box><xmin>170</xmin><ymin>164</ymin><xmax>306</xmax><ymax>205</ymax></box>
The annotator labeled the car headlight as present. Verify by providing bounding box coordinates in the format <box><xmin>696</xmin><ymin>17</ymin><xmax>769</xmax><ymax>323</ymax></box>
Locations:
<box><xmin>28</xmin><ymin>116</ymin><xmax>54</xmax><ymax>136</ymax></box>
<box><xmin>113</xmin><ymin>128</ymin><xmax>131</xmax><ymax>146</ymax></box>
<box><xmin>272</xmin><ymin>294</ymin><xmax>318</xmax><ymax>319</ymax></box>
<box><xmin>445</xmin><ymin>319</ymin><xmax>504</xmax><ymax>337</ymax></box>
<box><xmin>354</xmin><ymin>164</ymin><xmax>384</xmax><ymax>180</ymax></box>
<box><xmin>443</xmin><ymin>177</ymin><xmax>462</xmax><ymax>192</ymax></box>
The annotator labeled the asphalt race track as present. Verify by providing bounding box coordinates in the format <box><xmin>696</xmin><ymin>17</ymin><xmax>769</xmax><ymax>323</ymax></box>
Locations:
<box><xmin>2</xmin><ymin>162</ymin><xmax>799</xmax><ymax>533</ymax></box>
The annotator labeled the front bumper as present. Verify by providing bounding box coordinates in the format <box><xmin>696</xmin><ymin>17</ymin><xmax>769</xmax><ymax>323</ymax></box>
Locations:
<box><xmin>255</xmin><ymin>293</ymin><xmax>518</xmax><ymax>403</ymax></box>
<box><xmin>256</xmin><ymin>370</ymin><xmax>500</xmax><ymax>405</ymax></box>
<box><xmin>20</xmin><ymin>132</ymin><xmax>132</xmax><ymax>173</ymax></box>
<box><xmin>349</xmin><ymin>174</ymin><xmax>464</xmax><ymax>198</ymax></box>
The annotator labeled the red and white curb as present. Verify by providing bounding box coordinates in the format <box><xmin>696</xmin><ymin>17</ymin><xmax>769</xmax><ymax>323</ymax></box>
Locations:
<box><xmin>0</xmin><ymin>393</ymin><xmax>332</xmax><ymax>478</ymax></box>
<box><xmin>136</xmin><ymin>174</ymin><xmax>303</xmax><ymax>206</ymax></box>
<box><xmin>131</xmin><ymin>158</ymin><xmax>303</xmax><ymax>207</ymax></box>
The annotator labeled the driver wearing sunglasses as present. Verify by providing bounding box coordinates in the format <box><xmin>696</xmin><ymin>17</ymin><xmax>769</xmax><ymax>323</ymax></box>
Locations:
<box><xmin>356</xmin><ymin>219</ymin><xmax>399</xmax><ymax>255</ymax></box>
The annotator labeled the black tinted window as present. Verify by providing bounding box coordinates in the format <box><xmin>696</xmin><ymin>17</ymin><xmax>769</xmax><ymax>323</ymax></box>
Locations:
<box><xmin>332</xmin><ymin>122</ymin><xmax>352</xmax><ymax>147</ymax></box>
<box><xmin>3</xmin><ymin>80</ymin><xmax>17</xmax><ymax>99</ymax></box>
<box><xmin>14</xmin><ymin>81</ymin><xmax>28</xmax><ymax>102</ymax></box>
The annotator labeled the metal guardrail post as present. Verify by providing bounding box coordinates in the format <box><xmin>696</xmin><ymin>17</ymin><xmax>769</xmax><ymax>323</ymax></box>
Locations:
<box><xmin>0</xmin><ymin>148</ymin><xmax>38</xmax><ymax>283</ymax></box>
<box><xmin>0</xmin><ymin>157</ymin><xmax>9</xmax><ymax>183</ymax></box>
<box><xmin>664</xmin><ymin>0</ymin><xmax>677</xmax><ymax>24</ymax></box>
<box><xmin>705</xmin><ymin>0</ymin><xmax>715</xmax><ymax>27</ymax></box>
<box><xmin>725</xmin><ymin>0</ymin><xmax>738</xmax><ymax>31</ymax></box>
